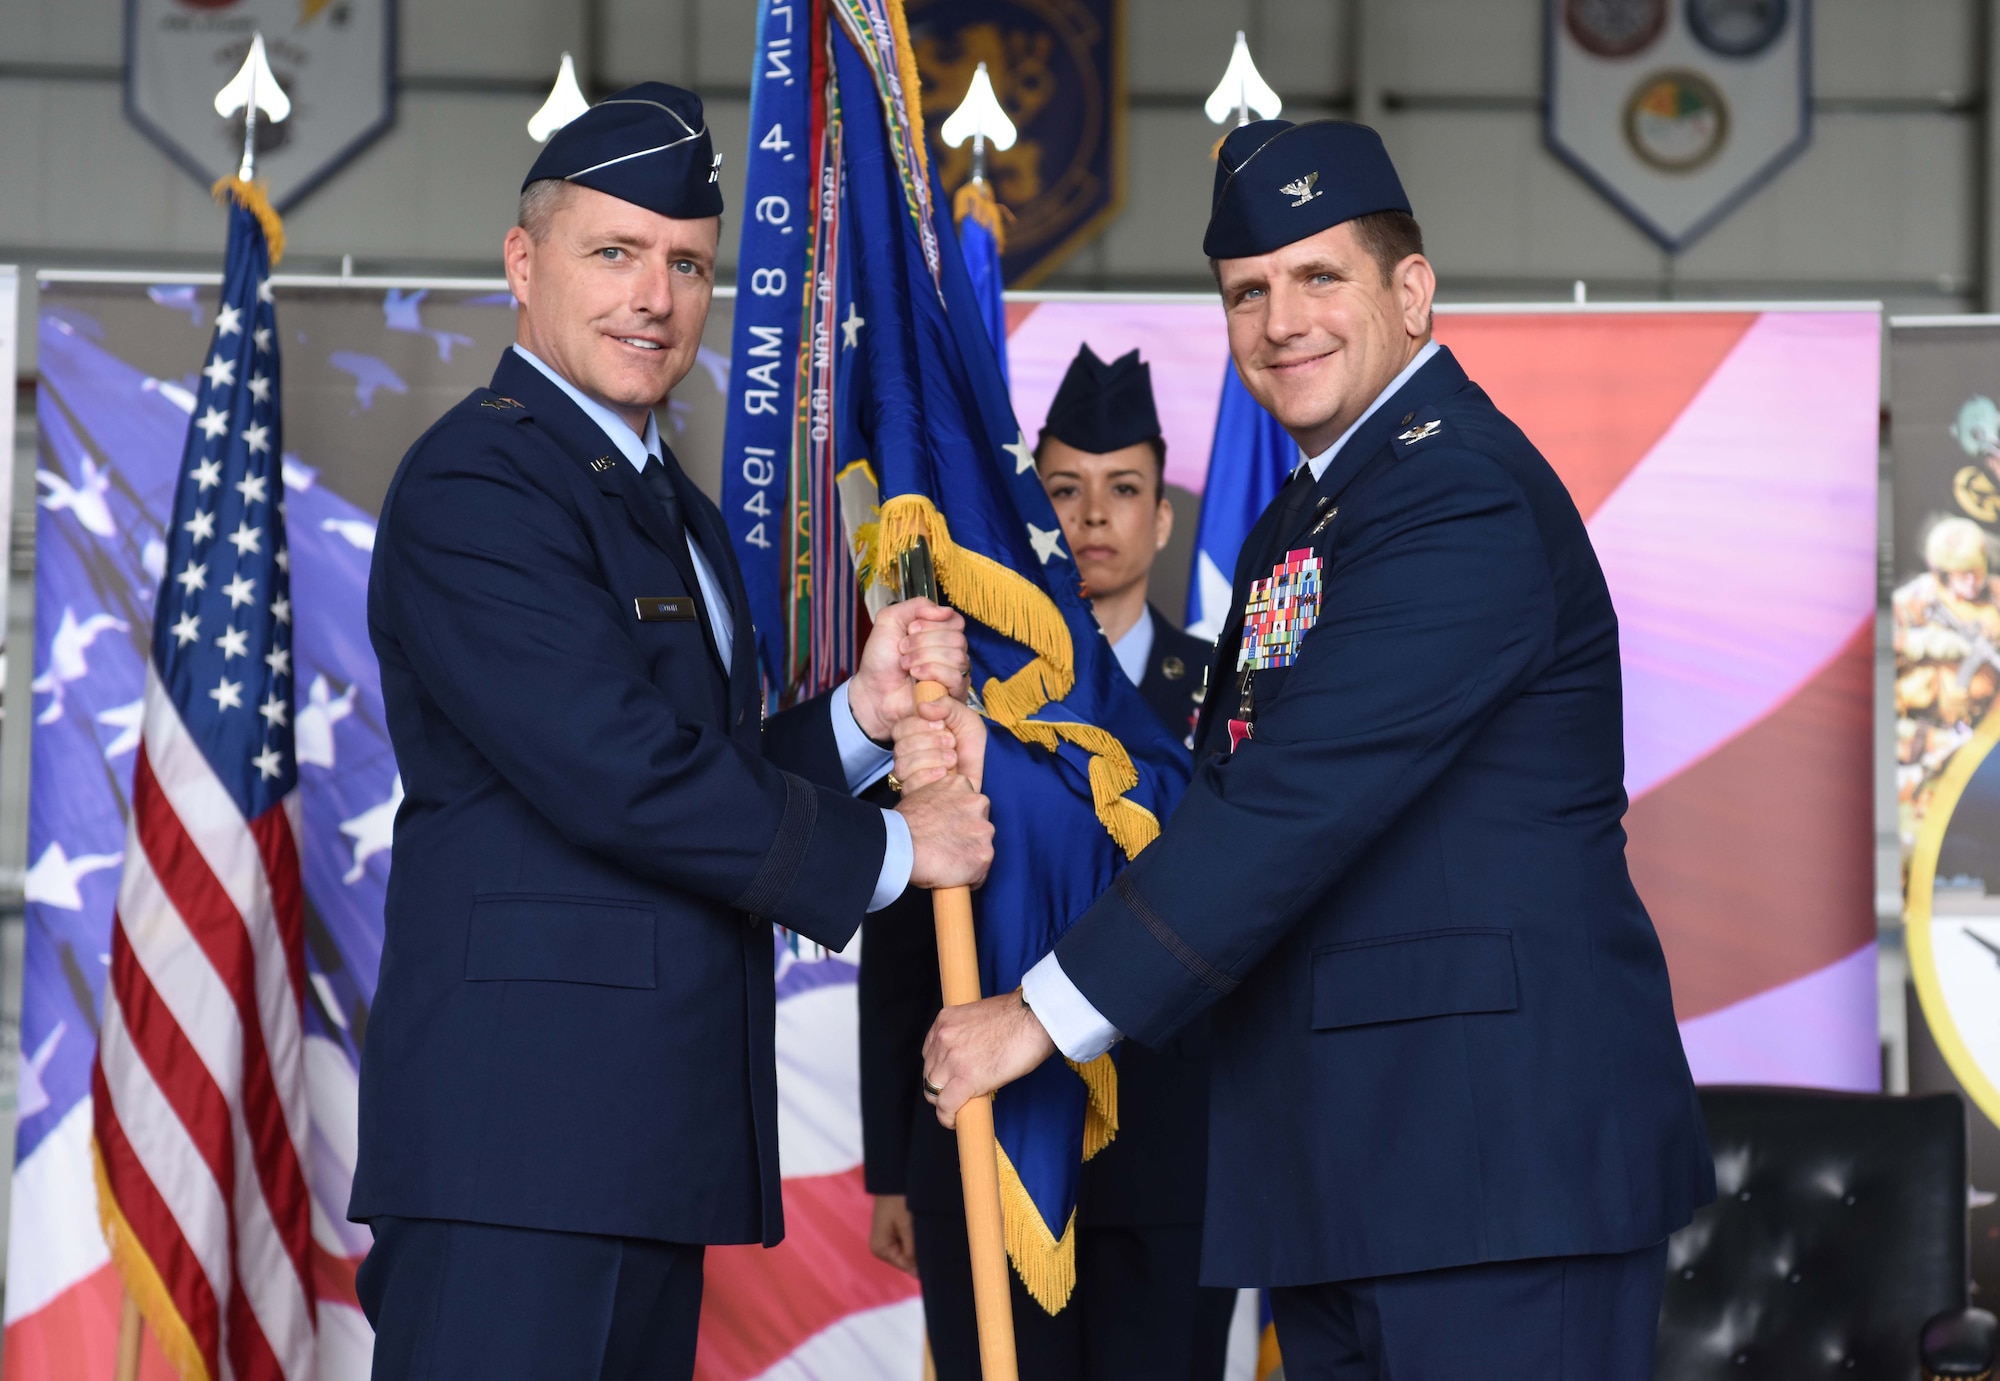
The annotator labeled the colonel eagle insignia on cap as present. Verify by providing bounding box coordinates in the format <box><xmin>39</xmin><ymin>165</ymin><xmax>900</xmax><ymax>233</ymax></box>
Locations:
<box><xmin>1280</xmin><ymin>172</ymin><xmax>1321</xmax><ymax>207</ymax></box>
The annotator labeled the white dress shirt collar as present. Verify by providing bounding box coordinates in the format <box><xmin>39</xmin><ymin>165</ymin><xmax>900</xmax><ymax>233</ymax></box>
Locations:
<box><xmin>1109</xmin><ymin>606</ymin><xmax>1155</xmax><ymax>688</ymax></box>
<box><xmin>1301</xmin><ymin>339</ymin><xmax>1442</xmax><ymax>482</ymax></box>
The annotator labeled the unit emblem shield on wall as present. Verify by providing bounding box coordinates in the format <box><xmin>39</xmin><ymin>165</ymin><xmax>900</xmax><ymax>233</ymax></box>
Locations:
<box><xmin>127</xmin><ymin>0</ymin><xmax>395</xmax><ymax>212</ymax></box>
<box><xmin>1546</xmin><ymin>0</ymin><xmax>1809</xmax><ymax>250</ymax></box>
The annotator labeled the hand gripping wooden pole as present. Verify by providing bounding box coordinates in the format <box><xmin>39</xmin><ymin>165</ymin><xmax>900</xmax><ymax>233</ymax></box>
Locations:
<box><xmin>902</xmin><ymin>541</ymin><xmax>1019</xmax><ymax>1381</ymax></box>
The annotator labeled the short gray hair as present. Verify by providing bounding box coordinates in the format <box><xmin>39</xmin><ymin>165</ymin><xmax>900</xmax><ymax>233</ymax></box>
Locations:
<box><xmin>517</xmin><ymin>179</ymin><xmax>576</xmax><ymax>242</ymax></box>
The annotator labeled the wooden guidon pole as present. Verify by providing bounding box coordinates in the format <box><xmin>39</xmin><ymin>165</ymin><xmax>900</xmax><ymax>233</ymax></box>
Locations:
<box><xmin>903</xmin><ymin>540</ymin><xmax>1018</xmax><ymax>1381</ymax></box>
<box><xmin>115</xmin><ymin>1291</ymin><xmax>143</xmax><ymax>1381</ymax></box>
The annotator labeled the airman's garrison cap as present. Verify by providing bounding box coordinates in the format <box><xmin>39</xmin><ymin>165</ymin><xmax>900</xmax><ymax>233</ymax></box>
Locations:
<box><xmin>1042</xmin><ymin>345</ymin><xmax>1161</xmax><ymax>455</ymax></box>
<box><xmin>523</xmin><ymin>82</ymin><xmax>724</xmax><ymax>220</ymax></box>
<box><xmin>1204</xmin><ymin>120</ymin><xmax>1410</xmax><ymax>260</ymax></box>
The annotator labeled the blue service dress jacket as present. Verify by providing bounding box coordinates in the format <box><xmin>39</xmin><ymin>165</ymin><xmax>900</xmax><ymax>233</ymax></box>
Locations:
<box><xmin>349</xmin><ymin>351</ymin><xmax>886</xmax><ymax>1249</ymax></box>
<box><xmin>1052</xmin><ymin>345</ymin><xmax>1715</xmax><ymax>1286</ymax></box>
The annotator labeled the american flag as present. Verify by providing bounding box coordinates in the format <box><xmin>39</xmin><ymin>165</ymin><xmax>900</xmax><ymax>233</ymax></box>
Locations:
<box><xmin>90</xmin><ymin>188</ymin><xmax>317</xmax><ymax>1381</ymax></box>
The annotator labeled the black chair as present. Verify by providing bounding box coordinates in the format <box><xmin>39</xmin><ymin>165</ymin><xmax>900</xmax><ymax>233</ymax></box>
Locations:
<box><xmin>1658</xmin><ymin>1086</ymin><xmax>1997</xmax><ymax>1380</ymax></box>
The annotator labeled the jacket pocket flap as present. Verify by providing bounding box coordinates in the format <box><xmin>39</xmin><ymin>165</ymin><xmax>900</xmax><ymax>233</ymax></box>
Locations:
<box><xmin>466</xmin><ymin>894</ymin><xmax>657</xmax><ymax>989</ymax></box>
<box><xmin>1310</xmin><ymin>928</ymin><xmax>1516</xmax><ymax>1030</ymax></box>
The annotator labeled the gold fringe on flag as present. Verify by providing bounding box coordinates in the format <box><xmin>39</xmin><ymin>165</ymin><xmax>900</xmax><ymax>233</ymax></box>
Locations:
<box><xmin>1069</xmin><ymin>1053</ymin><xmax>1119</xmax><ymax>1159</ymax></box>
<box><xmin>996</xmin><ymin>1140</ymin><xmax>1079</xmax><ymax>1314</ymax></box>
<box><xmin>211</xmin><ymin>176</ymin><xmax>286</xmax><ymax>265</ymax></box>
<box><xmin>93</xmin><ymin>1138</ymin><xmax>214</xmax><ymax>1381</ymax></box>
<box><xmin>952</xmin><ymin>178</ymin><xmax>1011</xmax><ymax>254</ymax></box>
<box><xmin>885</xmin><ymin>0</ymin><xmax>930</xmax><ymax>187</ymax></box>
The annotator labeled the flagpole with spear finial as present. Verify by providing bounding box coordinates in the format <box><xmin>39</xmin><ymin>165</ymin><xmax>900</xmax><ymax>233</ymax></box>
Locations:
<box><xmin>210</xmin><ymin>33</ymin><xmax>292</xmax><ymax>261</ymax></box>
<box><xmin>1205</xmin><ymin>30</ymin><xmax>1282</xmax><ymax>154</ymax></box>
<box><xmin>941</xmin><ymin>61</ymin><xmax>1017</xmax><ymax>250</ymax></box>
<box><xmin>528</xmin><ymin>51</ymin><xmax>592</xmax><ymax>143</ymax></box>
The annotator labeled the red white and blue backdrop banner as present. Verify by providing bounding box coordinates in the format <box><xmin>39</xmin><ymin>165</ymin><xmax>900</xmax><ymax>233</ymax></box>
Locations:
<box><xmin>6</xmin><ymin>282</ymin><xmax>1879</xmax><ymax>1380</ymax></box>
<box><xmin>0</xmin><ymin>265</ymin><xmax>17</xmax><ymax>724</ymax></box>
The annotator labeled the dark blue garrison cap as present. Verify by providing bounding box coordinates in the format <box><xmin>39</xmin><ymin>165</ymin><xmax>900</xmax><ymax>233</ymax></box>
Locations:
<box><xmin>1042</xmin><ymin>345</ymin><xmax>1161</xmax><ymax>455</ymax></box>
<box><xmin>1204</xmin><ymin>119</ymin><xmax>1410</xmax><ymax>260</ymax></box>
<box><xmin>523</xmin><ymin>81</ymin><xmax>724</xmax><ymax>219</ymax></box>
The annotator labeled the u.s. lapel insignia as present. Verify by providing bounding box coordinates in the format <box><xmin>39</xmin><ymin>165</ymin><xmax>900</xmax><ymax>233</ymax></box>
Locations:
<box><xmin>1398</xmin><ymin>419</ymin><xmax>1443</xmax><ymax>444</ymax></box>
<box><xmin>480</xmin><ymin>395</ymin><xmax>525</xmax><ymax>410</ymax></box>
<box><xmin>589</xmin><ymin>455</ymin><xmax>617</xmax><ymax>473</ymax></box>
<box><xmin>1280</xmin><ymin>172</ymin><xmax>1321</xmax><ymax>207</ymax></box>
<box><xmin>1309</xmin><ymin>499</ymin><xmax>1340</xmax><ymax>536</ymax></box>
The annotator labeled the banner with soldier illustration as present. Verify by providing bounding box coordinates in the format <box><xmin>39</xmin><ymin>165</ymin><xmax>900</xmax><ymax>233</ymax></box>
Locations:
<box><xmin>1890</xmin><ymin>317</ymin><xmax>2000</xmax><ymax>1304</ymax></box>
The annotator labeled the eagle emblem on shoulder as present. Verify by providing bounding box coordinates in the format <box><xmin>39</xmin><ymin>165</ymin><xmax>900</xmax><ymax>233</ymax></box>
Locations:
<box><xmin>1280</xmin><ymin>172</ymin><xmax>1321</xmax><ymax>207</ymax></box>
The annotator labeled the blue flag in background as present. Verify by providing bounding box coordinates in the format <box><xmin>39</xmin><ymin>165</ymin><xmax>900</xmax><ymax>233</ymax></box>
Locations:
<box><xmin>955</xmin><ymin>187</ymin><xmax>1009</xmax><ymax>385</ymax></box>
<box><xmin>827</xmin><ymin>0</ymin><xmax>1188</xmax><ymax>1313</ymax></box>
<box><xmin>1185</xmin><ymin>364</ymin><xmax>1296</xmax><ymax>638</ymax></box>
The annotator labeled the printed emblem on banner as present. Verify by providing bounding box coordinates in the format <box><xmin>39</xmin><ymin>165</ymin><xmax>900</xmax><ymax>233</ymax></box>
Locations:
<box><xmin>126</xmin><ymin>0</ymin><xmax>395</xmax><ymax>212</ymax></box>
<box><xmin>1236</xmin><ymin>547</ymin><xmax>1322</xmax><ymax>673</ymax></box>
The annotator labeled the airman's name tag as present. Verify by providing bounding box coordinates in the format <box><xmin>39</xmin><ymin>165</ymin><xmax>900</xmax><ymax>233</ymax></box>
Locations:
<box><xmin>635</xmin><ymin>596</ymin><xmax>697</xmax><ymax>623</ymax></box>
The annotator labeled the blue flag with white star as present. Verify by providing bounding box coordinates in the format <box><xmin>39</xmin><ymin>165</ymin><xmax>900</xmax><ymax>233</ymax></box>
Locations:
<box><xmin>158</xmin><ymin>194</ymin><xmax>295</xmax><ymax>808</ymax></box>
<box><xmin>1185</xmin><ymin>364</ymin><xmax>1295</xmax><ymax>639</ymax></box>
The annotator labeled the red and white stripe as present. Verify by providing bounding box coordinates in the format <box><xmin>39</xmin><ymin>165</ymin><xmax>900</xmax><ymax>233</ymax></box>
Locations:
<box><xmin>92</xmin><ymin>668</ymin><xmax>317</xmax><ymax>1381</ymax></box>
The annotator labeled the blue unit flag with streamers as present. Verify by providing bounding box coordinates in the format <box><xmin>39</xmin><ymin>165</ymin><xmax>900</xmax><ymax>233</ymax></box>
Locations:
<box><xmin>727</xmin><ymin>0</ymin><xmax>1190</xmax><ymax>1312</ymax></box>
<box><xmin>721</xmin><ymin>0</ymin><xmax>816</xmax><ymax>698</ymax></box>
<box><xmin>1185</xmin><ymin>364</ymin><xmax>1298</xmax><ymax>638</ymax></box>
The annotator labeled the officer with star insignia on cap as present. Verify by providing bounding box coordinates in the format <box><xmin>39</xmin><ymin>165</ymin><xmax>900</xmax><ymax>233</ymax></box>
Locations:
<box><xmin>859</xmin><ymin>342</ymin><xmax>1231</xmax><ymax>1381</ymax></box>
<box><xmin>348</xmin><ymin>82</ymin><xmax>996</xmax><ymax>1381</ymax></box>
<box><xmin>913</xmin><ymin>118</ymin><xmax>1715</xmax><ymax>1379</ymax></box>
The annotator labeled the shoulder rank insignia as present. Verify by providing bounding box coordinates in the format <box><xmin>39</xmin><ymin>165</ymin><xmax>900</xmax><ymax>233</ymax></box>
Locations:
<box><xmin>1280</xmin><ymin>172</ymin><xmax>1321</xmax><ymax>207</ymax></box>
<box><xmin>480</xmin><ymin>395</ymin><xmax>526</xmax><ymax>411</ymax></box>
<box><xmin>589</xmin><ymin>455</ymin><xmax>617</xmax><ymax>473</ymax></box>
<box><xmin>1398</xmin><ymin>419</ymin><xmax>1442</xmax><ymax>444</ymax></box>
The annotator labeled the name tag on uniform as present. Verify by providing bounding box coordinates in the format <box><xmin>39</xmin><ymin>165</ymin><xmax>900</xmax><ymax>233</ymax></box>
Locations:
<box><xmin>635</xmin><ymin>596</ymin><xmax>697</xmax><ymax>623</ymax></box>
<box><xmin>1236</xmin><ymin>548</ymin><xmax>1323</xmax><ymax>672</ymax></box>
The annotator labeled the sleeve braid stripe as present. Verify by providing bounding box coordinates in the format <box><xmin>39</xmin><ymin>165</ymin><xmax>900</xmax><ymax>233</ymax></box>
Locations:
<box><xmin>735</xmin><ymin>772</ymin><xmax>818</xmax><ymax>918</ymax></box>
<box><xmin>1114</xmin><ymin>873</ymin><xmax>1237</xmax><ymax>995</ymax></box>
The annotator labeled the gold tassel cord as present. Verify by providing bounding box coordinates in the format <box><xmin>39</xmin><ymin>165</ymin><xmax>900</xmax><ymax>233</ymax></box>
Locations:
<box><xmin>995</xmin><ymin>1140</ymin><xmax>1079</xmax><ymax>1314</ymax></box>
<box><xmin>1070</xmin><ymin>1054</ymin><xmax>1119</xmax><ymax>1160</ymax></box>
<box><xmin>94</xmin><ymin>1139</ymin><xmax>214</xmax><ymax>1381</ymax></box>
<box><xmin>211</xmin><ymin>177</ymin><xmax>286</xmax><ymax>265</ymax></box>
<box><xmin>953</xmin><ymin>178</ymin><xmax>1012</xmax><ymax>254</ymax></box>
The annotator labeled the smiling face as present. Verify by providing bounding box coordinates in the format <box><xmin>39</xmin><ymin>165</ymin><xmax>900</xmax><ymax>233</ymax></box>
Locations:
<box><xmin>1038</xmin><ymin>437</ymin><xmax>1172</xmax><ymax>606</ymax></box>
<box><xmin>503</xmin><ymin>182</ymin><xmax>718</xmax><ymax>433</ymax></box>
<box><xmin>1215</xmin><ymin>219</ymin><xmax>1436</xmax><ymax>458</ymax></box>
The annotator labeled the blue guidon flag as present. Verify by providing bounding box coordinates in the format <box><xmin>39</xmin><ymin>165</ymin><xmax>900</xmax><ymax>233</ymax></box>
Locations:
<box><xmin>90</xmin><ymin>180</ymin><xmax>317</xmax><ymax>1381</ymax></box>
<box><xmin>729</xmin><ymin>0</ymin><xmax>1190</xmax><ymax>1313</ymax></box>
